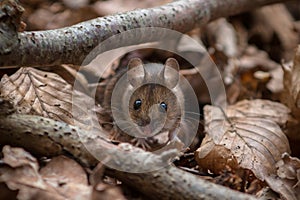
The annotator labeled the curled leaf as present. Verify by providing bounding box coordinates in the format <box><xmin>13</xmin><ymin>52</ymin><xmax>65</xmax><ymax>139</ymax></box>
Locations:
<box><xmin>276</xmin><ymin>153</ymin><xmax>300</xmax><ymax>183</ymax></box>
<box><xmin>267</xmin><ymin>153</ymin><xmax>300</xmax><ymax>200</ymax></box>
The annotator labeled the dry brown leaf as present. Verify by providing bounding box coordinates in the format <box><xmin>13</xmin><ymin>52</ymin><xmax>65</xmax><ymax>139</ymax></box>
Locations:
<box><xmin>2</xmin><ymin>145</ymin><xmax>39</xmax><ymax>171</ymax></box>
<box><xmin>278</xmin><ymin>153</ymin><xmax>300</xmax><ymax>192</ymax></box>
<box><xmin>0</xmin><ymin>146</ymin><xmax>125</xmax><ymax>200</ymax></box>
<box><xmin>196</xmin><ymin>99</ymin><xmax>291</xmax><ymax>179</ymax></box>
<box><xmin>40</xmin><ymin>156</ymin><xmax>88</xmax><ymax>186</ymax></box>
<box><xmin>1</xmin><ymin>67</ymin><xmax>72</xmax><ymax>119</ymax></box>
<box><xmin>276</xmin><ymin>153</ymin><xmax>300</xmax><ymax>186</ymax></box>
<box><xmin>0</xmin><ymin>146</ymin><xmax>62</xmax><ymax>200</ymax></box>
<box><xmin>195</xmin><ymin>99</ymin><xmax>296</xmax><ymax>199</ymax></box>
<box><xmin>195</xmin><ymin>136</ymin><xmax>239</xmax><ymax>173</ymax></box>
<box><xmin>0</xmin><ymin>67</ymin><xmax>99</xmax><ymax>130</ymax></box>
<box><xmin>265</xmin><ymin>153</ymin><xmax>300</xmax><ymax>200</ymax></box>
<box><xmin>40</xmin><ymin>156</ymin><xmax>92</xmax><ymax>200</ymax></box>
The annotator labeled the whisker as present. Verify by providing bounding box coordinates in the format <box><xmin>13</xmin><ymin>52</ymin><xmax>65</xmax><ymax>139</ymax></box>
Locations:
<box><xmin>181</xmin><ymin>111</ymin><xmax>200</xmax><ymax>117</ymax></box>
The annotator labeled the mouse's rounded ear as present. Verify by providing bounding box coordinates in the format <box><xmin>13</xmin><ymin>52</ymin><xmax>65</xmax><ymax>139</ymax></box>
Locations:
<box><xmin>164</xmin><ymin>58</ymin><xmax>179</xmax><ymax>88</ymax></box>
<box><xmin>127</xmin><ymin>58</ymin><xmax>145</xmax><ymax>87</ymax></box>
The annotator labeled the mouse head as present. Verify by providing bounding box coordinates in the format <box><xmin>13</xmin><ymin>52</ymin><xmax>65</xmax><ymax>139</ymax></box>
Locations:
<box><xmin>126</xmin><ymin>58</ymin><xmax>181</xmax><ymax>138</ymax></box>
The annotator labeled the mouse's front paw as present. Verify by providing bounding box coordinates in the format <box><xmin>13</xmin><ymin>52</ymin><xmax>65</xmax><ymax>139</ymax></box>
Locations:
<box><xmin>131</xmin><ymin>138</ymin><xmax>152</xmax><ymax>150</ymax></box>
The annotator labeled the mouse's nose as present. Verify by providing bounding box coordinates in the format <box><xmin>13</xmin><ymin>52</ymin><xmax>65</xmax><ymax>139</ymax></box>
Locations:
<box><xmin>137</xmin><ymin>116</ymin><xmax>150</xmax><ymax>127</ymax></box>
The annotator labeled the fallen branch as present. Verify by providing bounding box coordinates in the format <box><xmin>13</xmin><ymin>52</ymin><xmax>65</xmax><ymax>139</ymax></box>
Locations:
<box><xmin>0</xmin><ymin>0</ymin><xmax>287</xmax><ymax>67</ymax></box>
<box><xmin>0</xmin><ymin>111</ymin><xmax>257</xmax><ymax>200</ymax></box>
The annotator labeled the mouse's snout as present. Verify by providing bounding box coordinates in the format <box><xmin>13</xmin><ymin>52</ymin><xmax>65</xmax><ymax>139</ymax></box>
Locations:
<box><xmin>136</xmin><ymin>116</ymin><xmax>150</xmax><ymax>127</ymax></box>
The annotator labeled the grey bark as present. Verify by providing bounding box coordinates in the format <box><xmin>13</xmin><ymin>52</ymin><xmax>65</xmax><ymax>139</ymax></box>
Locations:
<box><xmin>0</xmin><ymin>0</ymin><xmax>287</xmax><ymax>67</ymax></box>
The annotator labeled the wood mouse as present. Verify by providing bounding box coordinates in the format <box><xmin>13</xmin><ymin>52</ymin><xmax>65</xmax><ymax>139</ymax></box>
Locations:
<box><xmin>101</xmin><ymin>58</ymin><xmax>196</xmax><ymax>150</ymax></box>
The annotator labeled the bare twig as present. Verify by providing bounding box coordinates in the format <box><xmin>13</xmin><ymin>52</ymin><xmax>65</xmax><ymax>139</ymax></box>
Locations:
<box><xmin>0</xmin><ymin>0</ymin><xmax>287</xmax><ymax>67</ymax></box>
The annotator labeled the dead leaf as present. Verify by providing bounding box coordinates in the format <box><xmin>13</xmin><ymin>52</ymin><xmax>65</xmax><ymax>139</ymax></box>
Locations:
<box><xmin>195</xmin><ymin>99</ymin><xmax>298</xmax><ymax>199</ymax></box>
<box><xmin>196</xmin><ymin>99</ymin><xmax>291</xmax><ymax>180</ymax></box>
<box><xmin>1</xmin><ymin>67</ymin><xmax>70</xmax><ymax>118</ymax></box>
<box><xmin>2</xmin><ymin>145</ymin><xmax>39</xmax><ymax>171</ymax></box>
<box><xmin>195</xmin><ymin>136</ymin><xmax>239</xmax><ymax>173</ymax></box>
<box><xmin>275</xmin><ymin>153</ymin><xmax>300</xmax><ymax>188</ymax></box>
<box><xmin>40</xmin><ymin>155</ymin><xmax>125</xmax><ymax>200</ymax></box>
<box><xmin>40</xmin><ymin>156</ymin><xmax>92</xmax><ymax>200</ymax></box>
<box><xmin>0</xmin><ymin>67</ymin><xmax>100</xmax><ymax>131</ymax></box>
<box><xmin>0</xmin><ymin>146</ymin><xmax>124</xmax><ymax>200</ymax></box>
<box><xmin>40</xmin><ymin>156</ymin><xmax>88</xmax><ymax>185</ymax></box>
<box><xmin>265</xmin><ymin>153</ymin><xmax>300</xmax><ymax>200</ymax></box>
<box><xmin>0</xmin><ymin>146</ymin><xmax>61</xmax><ymax>200</ymax></box>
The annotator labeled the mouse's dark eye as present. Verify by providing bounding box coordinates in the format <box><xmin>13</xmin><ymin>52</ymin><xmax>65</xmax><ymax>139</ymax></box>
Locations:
<box><xmin>133</xmin><ymin>99</ymin><xmax>142</xmax><ymax>110</ymax></box>
<box><xmin>160</xmin><ymin>102</ymin><xmax>167</xmax><ymax>112</ymax></box>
